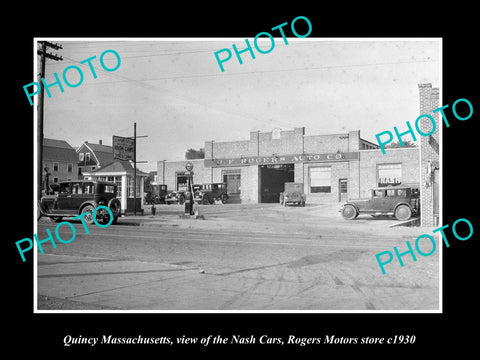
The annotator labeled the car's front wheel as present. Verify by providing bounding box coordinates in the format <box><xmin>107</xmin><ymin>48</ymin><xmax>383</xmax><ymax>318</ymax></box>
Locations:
<box><xmin>80</xmin><ymin>204</ymin><xmax>95</xmax><ymax>224</ymax></box>
<box><xmin>37</xmin><ymin>201</ymin><xmax>43</xmax><ymax>221</ymax></box>
<box><xmin>395</xmin><ymin>205</ymin><xmax>412</xmax><ymax>221</ymax></box>
<box><xmin>341</xmin><ymin>204</ymin><xmax>358</xmax><ymax>220</ymax></box>
<box><xmin>220</xmin><ymin>194</ymin><xmax>228</xmax><ymax>204</ymax></box>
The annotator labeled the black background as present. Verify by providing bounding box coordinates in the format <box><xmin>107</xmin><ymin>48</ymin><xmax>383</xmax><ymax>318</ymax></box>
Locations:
<box><xmin>6</xmin><ymin>4</ymin><xmax>478</xmax><ymax>356</ymax></box>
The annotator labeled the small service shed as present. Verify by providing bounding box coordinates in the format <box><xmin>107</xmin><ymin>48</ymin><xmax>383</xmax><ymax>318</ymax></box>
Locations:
<box><xmin>83</xmin><ymin>160</ymin><xmax>148</xmax><ymax>215</ymax></box>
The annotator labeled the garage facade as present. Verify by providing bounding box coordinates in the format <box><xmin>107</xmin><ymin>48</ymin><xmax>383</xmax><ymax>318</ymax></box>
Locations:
<box><xmin>157</xmin><ymin>128</ymin><xmax>420</xmax><ymax>205</ymax></box>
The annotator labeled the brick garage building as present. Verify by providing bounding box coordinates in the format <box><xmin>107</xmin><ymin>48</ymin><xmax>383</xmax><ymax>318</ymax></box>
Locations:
<box><xmin>157</xmin><ymin>84</ymin><xmax>439</xmax><ymax>226</ymax></box>
<box><xmin>157</xmin><ymin>128</ymin><xmax>419</xmax><ymax>205</ymax></box>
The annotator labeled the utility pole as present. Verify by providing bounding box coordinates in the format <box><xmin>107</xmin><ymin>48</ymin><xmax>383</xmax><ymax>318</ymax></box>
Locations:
<box><xmin>134</xmin><ymin>122</ymin><xmax>136</xmax><ymax>216</ymax></box>
<box><xmin>37</xmin><ymin>41</ymin><xmax>63</xmax><ymax>200</ymax></box>
<box><xmin>131</xmin><ymin>122</ymin><xmax>148</xmax><ymax>216</ymax></box>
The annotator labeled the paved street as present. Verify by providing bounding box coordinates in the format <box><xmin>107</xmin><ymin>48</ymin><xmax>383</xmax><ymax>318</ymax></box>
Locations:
<box><xmin>36</xmin><ymin>203</ymin><xmax>439</xmax><ymax>311</ymax></box>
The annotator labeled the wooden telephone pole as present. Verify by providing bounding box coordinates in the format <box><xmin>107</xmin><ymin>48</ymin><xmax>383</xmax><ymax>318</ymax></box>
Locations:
<box><xmin>132</xmin><ymin>122</ymin><xmax>148</xmax><ymax>216</ymax></box>
<box><xmin>37</xmin><ymin>41</ymin><xmax>63</xmax><ymax>199</ymax></box>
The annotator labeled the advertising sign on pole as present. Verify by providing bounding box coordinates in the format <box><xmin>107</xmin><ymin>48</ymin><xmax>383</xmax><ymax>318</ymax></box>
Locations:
<box><xmin>112</xmin><ymin>135</ymin><xmax>134</xmax><ymax>161</ymax></box>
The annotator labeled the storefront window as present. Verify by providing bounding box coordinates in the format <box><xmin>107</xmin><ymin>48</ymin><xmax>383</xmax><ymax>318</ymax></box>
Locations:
<box><xmin>310</xmin><ymin>167</ymin><xmax>331</xmax><ymax>193</ymax></box>
<box><xmin>126</xmin><ymin>176</ymin><xmax>141</xmax><ymax>197</ymax></box>
<box><xmin>114</xmin><ymin>176</ymin><xmax>122</xmax><ymax>199</ymax></box>
<box><xmin>378</xmin><ymin>164</ymin><xmax>402</xmax><ymax>187</ymax></box>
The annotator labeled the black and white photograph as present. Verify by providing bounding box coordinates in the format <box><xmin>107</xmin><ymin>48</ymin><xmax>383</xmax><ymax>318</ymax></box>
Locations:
<box><xmin>8</xmin><ymin>7</ymin><xmax>478</xmax><ymax>356</ymax></box>
<box><xmin>33</xmin><ymin>37</ymin><xmax>441</xmax><ymax>312</ymax></box>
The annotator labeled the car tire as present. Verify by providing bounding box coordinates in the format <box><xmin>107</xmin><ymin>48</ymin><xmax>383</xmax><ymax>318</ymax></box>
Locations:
<box><xmin>178</xmin><ymin>196</ymin><xmax>185</xmax><ymax>205</ymax></box>
<box><xmin>341</xmin><ymin>204</ymin><xmax>358</xmax><ymax>220</ymax></box>
<box><xmin>37</xmin><ymin>201</ymin><xmax>43</xmax><ymax>221</ymax></box>
<box><xmin>80</xmin><ymin>204</ymin><xmax>95</xmax><ymax>224</ymax></box>
<box><xmin>108</xmin><ymin>198</ymin><xmax>121</xmax><ymax>215</ymax></box>
<box><xmin>220</xmin><ymin>194</ymin><xmax>228</xmax><ymax>204</ymax></box>
<box><xmin>395</xmin><ymin>204</ymin><xmax>412</xmax><ymax>221</ymax></box>
<box><xmin>202</xmin><ymin>196</ymin><xmax>209</xmax><ymax>205</ymax></box>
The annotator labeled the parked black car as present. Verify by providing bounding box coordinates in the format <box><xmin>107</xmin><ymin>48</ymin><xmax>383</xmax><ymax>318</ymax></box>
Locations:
<box><xmin>38</xmin><ymin>180</ymin><xmax>121</xmax><ymax>224</ymax></box>
<box><xmin>194</xmin><ymin>183</ymin><xmax>229</xmax><ymax>204</ymax></box>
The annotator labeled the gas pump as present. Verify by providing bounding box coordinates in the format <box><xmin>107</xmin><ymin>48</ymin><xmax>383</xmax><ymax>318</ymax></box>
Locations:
<box><xmin>184</xmin><ymin>162</ymin><xmax>195</xmax><ymax>215</ymax></box>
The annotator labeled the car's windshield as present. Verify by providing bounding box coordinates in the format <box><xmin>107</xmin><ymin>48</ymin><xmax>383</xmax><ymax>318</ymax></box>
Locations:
<box><xmin>59</xmin><ymin>183</ymin><xmax>70</xmax><ymax>194</ymax></box>
<box><xmin>97</xmin><ymin>183</ymin><xmax>115</xmax><ymax>194</ymax></box>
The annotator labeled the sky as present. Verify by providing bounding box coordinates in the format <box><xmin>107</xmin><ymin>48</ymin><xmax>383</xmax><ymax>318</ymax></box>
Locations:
<box><xmin>39</xmin><ymin>38</ymin><xmax>441</xmax><ymax>172</ymax></box>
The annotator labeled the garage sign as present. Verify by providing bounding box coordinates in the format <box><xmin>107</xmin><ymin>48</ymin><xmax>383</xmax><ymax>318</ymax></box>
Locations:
<box><xmin>112</xmin><ymin>135</ymin><xmax>134</xmax><ymax>161</ymax></box>
<box><xmin>204</xmin><ymin>152</ymin><xmax>359</xmax><ymax>167</ymax></box>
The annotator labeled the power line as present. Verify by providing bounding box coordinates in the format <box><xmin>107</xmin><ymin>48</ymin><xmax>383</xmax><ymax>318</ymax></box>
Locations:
<box><xmin>43</xmin><ymin>52</ymin><xmax>436</xmax><ymax>137</ymax></box>
<box><xmin>62</xmin><ymin>58</ymin><xmax>436</xmax><ymax>84</ymax></box>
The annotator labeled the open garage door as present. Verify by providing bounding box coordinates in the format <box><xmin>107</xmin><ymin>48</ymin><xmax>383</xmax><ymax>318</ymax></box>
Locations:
<box><xmin>260</xmin><ymin>164</ymin><xmax>294</xmax><ymax>203</ymax></box>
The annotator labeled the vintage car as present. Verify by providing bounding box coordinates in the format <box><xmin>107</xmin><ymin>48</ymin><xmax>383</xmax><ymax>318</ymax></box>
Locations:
<box><xmin>194</xmin><ymin>182</ymin><xmax>229</xmax><ymax>204</ymax></box>
<box><xmin>38</xmin><ymin>180</ymin><xmax>121</xmax><ymax>224</ymax></box>
<box><xmin>145</xmin><ymin>184</ymin><xmax>168</xmax><ymax>205</ymax></box>
<box><xmin>339</xmin><ymin>185</ymin><xmax>420</xmax><ymax>221</ymax></box>
<box><xmin>279</xmin><ymin>182</ymin><xmax>306</xmax><ymax>207</ymax></box>
<box><xmin>165</xmin><ymin>190</ymin><xmax>186</xmax><ymax>205</ymax></box>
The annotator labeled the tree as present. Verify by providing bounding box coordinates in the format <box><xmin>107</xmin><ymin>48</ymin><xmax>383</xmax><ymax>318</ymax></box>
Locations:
<box><xmin>185</xmin><ymin>148</ymin><xmax>205</xmax><ymax>159</ymax></box>
<box><xmin>144</xmin><ymin>171</ymin><xmax>156</xmax><ymax>191</ymax></box>
<box><xmin>384</xmin><ymin>140</ymin><xmax>418</xmax><ymax>149</ymax></box>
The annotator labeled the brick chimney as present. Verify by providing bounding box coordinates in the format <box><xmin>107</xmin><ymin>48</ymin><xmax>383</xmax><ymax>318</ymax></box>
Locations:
<box><xmin>418</xmin><ymin>83</ymin><xmax>440</xmax><ymax>227</ymax></box>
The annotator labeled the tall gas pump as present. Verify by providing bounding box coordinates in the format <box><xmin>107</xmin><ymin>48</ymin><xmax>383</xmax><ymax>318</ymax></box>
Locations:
<box><xmin>184</xmin><ymin>162</ymin><xmax>195</xmax><ymax>216</ymax></box>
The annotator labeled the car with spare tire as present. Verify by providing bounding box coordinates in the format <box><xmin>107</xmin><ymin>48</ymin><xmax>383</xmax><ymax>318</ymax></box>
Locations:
<box><xmin>37</xmin><ymin>180</ymin><xmax>121</xmax><ymax>225</ymax></box>
<box><xmin>339</xmin><ymin>185</ymin><xmax>420</xmax><ymax>221</ymax></box>
<box><xmin>279</xmin><ymin>182</ymin><xmax>306</xmax><ymax>207</ymax></box>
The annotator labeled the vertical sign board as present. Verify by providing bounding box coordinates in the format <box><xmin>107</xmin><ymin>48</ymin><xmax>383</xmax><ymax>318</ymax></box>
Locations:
<box><xmin>112</xmin><ymin>135</ymin><xmax>134</xmax><ymax>161</ymax></box>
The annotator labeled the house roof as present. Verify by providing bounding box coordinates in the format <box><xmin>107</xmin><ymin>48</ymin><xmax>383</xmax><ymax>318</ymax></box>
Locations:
<box><xmin>87</xmin><ymin>160</ymin><xmax>149</xmax><ymax>176</ymax></box>
<box><xmin>83</xmin><ymin>142</ymin><xmax>113</xmax><ymax>153</ymax></box>
<box><xmin>43</xmin><ymin>138</ymin><xmax>78</xmax><ymax>162</ymax></box>
<box><xmin>77</xmin><ymin>142</ymin><xmax>114</xmax><ymax>165</ymax></box>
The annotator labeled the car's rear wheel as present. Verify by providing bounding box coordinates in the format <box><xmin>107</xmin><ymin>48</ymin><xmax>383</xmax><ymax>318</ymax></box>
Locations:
<box><xmin>107</xmin><ymin>198</ymin><xmax>121</xmax><ymax>224</ymax></box>
<box><xmin>202</xmin><ymin>196</ymin><xmax>210</xmax><ymax>205</ymax></box>
<box><xmin>342</xmin><ymin>205</ymin><xmax>358</xmax><ymax>220</ymax></box>
<box><xmin>395</xmin><ymin>205</ymin><xmax>412</xmax><ymax>221</ymax></box>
